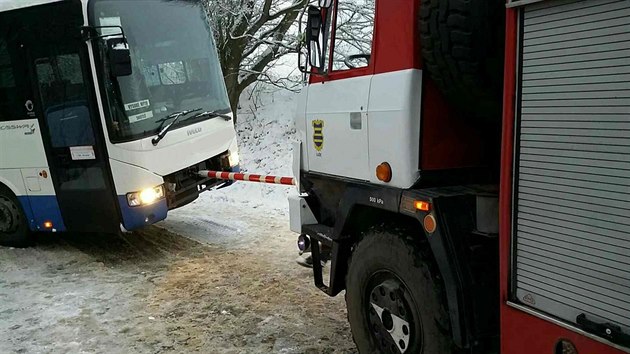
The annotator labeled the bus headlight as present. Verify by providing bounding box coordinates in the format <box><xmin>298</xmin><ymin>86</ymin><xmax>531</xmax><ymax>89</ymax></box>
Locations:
<box><xmin>228</xmin><ymin>148</ymin><xmax>240</xmax><ymax>167</ymax></box>
<box><xmin>127</xmin><ymin>185</ymin><xmax>165</xmax><ymax>207</ymax></box>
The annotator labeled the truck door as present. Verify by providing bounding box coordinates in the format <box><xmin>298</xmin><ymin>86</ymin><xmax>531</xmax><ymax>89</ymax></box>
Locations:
<box><xmin>24</xmin><ymin>2</ymin><xmax>119</xmax><ymax>233</ymax></box>
<box><xmin>304</xmin><ymin>0</ymin><xmax>376</xmax><ymax>181</ymax></box>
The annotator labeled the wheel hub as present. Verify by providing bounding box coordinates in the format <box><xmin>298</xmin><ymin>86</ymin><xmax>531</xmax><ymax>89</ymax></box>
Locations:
<box><xmin>367</xmin><ymin>278</ymin><xmax>414</xmax><ymax>353</ymax></box>
<box><xmin>0</xmin><ymin>196</ymin><xmax>19</xmax><ymax>233</ymax></box>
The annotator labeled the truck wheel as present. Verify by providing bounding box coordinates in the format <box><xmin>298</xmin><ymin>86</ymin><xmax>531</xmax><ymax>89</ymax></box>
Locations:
<box><xmin>346</xmin><ymin>229</ymin><xmax>454</xmax><ymax>353</ymax></box>
<box><xmin>420</xmin><ymin>0</ymin><xmax>505</xmax><ymax>120</ymax></box>
<box><xmin>0</xmin><ymin>188</ymin><xmax>32</xmax><ymax>248</ymax></box>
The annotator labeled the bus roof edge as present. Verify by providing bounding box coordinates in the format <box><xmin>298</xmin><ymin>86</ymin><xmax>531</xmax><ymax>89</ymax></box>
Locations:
<box><xmin>0</xmin><ymin>0</ymin><xmax>65</xmax><ymax>13</ymax></box>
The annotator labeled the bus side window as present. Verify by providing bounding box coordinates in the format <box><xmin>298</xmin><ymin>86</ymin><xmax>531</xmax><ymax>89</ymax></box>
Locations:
<box><xmin>0</xmin><ymin>34</ymin><xmax>30</xmax><ymax>122</ymax></box>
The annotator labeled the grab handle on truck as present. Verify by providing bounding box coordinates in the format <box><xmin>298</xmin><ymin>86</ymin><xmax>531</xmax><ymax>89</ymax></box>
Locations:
<box><xmin>576</xmin><ymin>313</ymin><xmax>630</xmax><ymax>347</ymax></box>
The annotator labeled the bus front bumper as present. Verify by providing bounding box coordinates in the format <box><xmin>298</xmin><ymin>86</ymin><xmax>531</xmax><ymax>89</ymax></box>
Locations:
<box><xmin>118</xmin><ymin>196</ymin><xmax>168</xmax><ymax>231</ymax></box>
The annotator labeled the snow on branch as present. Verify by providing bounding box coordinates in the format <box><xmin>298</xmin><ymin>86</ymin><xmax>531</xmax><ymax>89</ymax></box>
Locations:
<box><xmin>204</xmin><ymin>0</ymin><xmax>309</xmax><ymax>116</ymax></box>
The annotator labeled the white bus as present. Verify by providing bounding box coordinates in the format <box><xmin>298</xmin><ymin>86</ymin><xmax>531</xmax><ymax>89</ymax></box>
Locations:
<box><xmin>0</xmin><ymin>0</ymin><xmax>240</xmax><ymax>246</ymax></box>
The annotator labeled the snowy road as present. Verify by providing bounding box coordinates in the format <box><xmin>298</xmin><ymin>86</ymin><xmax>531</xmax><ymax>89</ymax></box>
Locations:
<box><xmin>0</xmin><ymin>208</ymin><xmax>356</xmax><ymax>353</ymax></box>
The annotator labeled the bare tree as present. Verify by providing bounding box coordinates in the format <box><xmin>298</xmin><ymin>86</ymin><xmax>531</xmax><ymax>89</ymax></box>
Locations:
<box><xmin>204</xmin><ymin>0</ymin><xmax>309</xmax><ymax>121</ymax></box>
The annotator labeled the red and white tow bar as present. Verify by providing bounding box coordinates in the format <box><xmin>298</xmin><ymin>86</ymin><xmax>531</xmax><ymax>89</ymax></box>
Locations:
<box><xmin>198</xmin><ymin>170</ymin><xmax>296</xmax><ymax>186</ymax></box>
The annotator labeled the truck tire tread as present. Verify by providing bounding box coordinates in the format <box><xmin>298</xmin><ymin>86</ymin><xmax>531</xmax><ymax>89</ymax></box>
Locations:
<box><xmin>420</xmin><ymin>0</ymin><xmax>505</xmax><ymax>120</ymax></box>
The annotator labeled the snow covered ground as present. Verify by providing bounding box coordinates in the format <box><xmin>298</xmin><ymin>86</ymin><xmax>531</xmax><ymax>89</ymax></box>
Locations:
<box><xmin>0</xmin><ymin>217</ymin><xmax>355</xmax><ymax>354</ymax></box>
<box><xmin>161</xmin><ymin>86</ymin><xmax>299</xmax><ymax>242</ymax></box>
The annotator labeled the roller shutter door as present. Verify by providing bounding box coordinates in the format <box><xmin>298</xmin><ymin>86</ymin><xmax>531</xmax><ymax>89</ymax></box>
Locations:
<box><xmin>514</xmin><ymin>0</ymin><xmax>630</xmax><ymax>342</ymax></box>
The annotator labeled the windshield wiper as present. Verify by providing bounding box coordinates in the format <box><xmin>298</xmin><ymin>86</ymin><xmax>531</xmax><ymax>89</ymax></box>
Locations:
<box><xmin>151</xmin><ymin>108</ymin><xmax>202</xmax><ymax>146</ymax></box>
<box><xmin>190</xmin><ymin>110</ymin><xmax>233</xmax><ymax>121</ymax></box>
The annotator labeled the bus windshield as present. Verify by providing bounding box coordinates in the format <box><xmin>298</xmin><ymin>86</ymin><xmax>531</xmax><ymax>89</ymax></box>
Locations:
<box><xmin>90</xmin><ymin>0</ymin><xmax>230</xmax><ymax>143</ymax></box>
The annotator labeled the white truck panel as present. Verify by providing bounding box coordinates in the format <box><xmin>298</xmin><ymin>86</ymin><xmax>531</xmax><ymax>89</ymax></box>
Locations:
<box><xmin>298</xmin><ymin>69</ymin><xmax>422</xmax><ymax>188</ymax></box>
<box><xmin>367</xmin><ymin>69</ymin><xmax>422</xmax><ymax>188</ymax></box>
<box><xmin>295</xmin><ymin>89</ymin><xmax>310</xmax><ymax>172</ymax></box>
<box><xmin>292</xmin><ymin>141</ymin><xmax>302</xmax><ymax>192</ymax></box>
<box><xmin>289</xmin><ymin>194</ymin><xmax>317</xmax><ymax>234</ymax></box>
<box><xmin>305</xmin><ymin>75</ymin><xmax>372</xmax><ymax>181</ymax></box>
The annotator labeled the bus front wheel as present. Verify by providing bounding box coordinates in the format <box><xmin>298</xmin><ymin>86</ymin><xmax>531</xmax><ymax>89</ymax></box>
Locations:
<box><xmin>345</xmin><ymin>229</ymin><xmax>455</xmax><ymax>353</ymax></box>
<box><xmin>0</xmin><ymin>188</ymin><xmax>32</xmax><ymax>248</ymax></box>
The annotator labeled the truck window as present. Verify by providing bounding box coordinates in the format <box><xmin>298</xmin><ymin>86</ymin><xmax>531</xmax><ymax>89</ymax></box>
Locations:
<box><xmin>332</xmin><ymin>0</ymin><xmax>376</xmax><ymax>71</ymax></box>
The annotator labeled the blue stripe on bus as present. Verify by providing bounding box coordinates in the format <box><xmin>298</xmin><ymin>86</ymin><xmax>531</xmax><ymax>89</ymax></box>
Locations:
<box><xmin>17</xmin><ymin>195</ymin><xmax>67</xmax><ymax>232</ymax></box>
<box><xmin>117</xmin><ymin>196</ymin><xmax>168</xmax><ymax>231</ymax></box>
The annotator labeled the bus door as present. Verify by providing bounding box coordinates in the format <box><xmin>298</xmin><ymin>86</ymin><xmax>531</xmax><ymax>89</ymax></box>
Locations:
<box><xmin>25</xmin><ymin>4</ymin><xmax>119</xmax><ymax>233</ymax></box>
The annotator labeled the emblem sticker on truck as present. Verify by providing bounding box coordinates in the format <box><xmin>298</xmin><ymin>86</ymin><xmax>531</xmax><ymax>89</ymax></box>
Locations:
<box><xmin>312</xmin><ymin>120</ymin><xmax>324</xmax><ymax>154</ymax></box>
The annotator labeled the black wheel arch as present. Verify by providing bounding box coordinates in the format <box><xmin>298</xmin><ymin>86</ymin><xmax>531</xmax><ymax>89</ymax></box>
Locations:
<box><xmin>302</xmin><ymin>173</ymin><xmax>499</xmax><ymax>348</ymax></box>
<box><xmin>336</xmin><ymin>203</ymin><xmax>472</xmax><ymax>348</ymax></box>
<box><xmin>302</xmin><ymin>176</ymin><xmax>499</xmax><ymax>350</ymax></box>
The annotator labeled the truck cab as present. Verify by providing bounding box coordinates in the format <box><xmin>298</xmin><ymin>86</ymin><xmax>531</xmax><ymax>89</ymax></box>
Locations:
<box><xmin>290</xmin><ymin>1</ymin><xmax>630</xmax><ymax>353</ymax></box>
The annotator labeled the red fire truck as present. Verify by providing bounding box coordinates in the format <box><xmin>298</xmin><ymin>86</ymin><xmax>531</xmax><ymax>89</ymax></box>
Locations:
<box><xmin>290</xmin><ymin>0</ymin><xmax>630</xmax><ymax>353</ymax></box>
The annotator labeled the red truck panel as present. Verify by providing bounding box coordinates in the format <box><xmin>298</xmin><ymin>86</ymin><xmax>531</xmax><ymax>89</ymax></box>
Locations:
<box><xmin>500</xmin><ymin>6</ymin><xmax>627</xmax><ymax>354</ymax></box>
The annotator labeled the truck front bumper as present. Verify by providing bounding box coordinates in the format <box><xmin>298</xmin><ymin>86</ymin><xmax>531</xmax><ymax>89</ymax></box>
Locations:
<box><xmin>289</xmin><ymin>194</ymin><xmax>317</xmax><ymax>234</ymax></box>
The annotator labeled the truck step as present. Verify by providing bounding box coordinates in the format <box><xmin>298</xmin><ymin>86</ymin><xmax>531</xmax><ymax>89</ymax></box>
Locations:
<box><xmin>302</xmin><ymin>224</ymin><xmax>335</xmax><ymax>244</ymax></box>
<box><xmin>301</xmin><ymin>224</ymin><xmax>347</xmax><ymax>297</ymax></box>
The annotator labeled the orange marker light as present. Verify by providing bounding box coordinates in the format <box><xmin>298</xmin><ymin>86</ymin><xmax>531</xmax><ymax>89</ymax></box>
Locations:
<box><xmin>423</xmin><ymin>214</ymin><xmax>437</xmax><ymax>234</ymax></box>
<box><xmin>376</xmin><ymin>162</ymin><xmax>392</xmax><ymax>183</ymax></box>
<box><xmin>43</xmin><ymin>221</ymin><xmax>53</xmax><ymax>229</ymax></box>
<box><xmin>414</xmin><ymin>200</ymin><xmax>431</xmax><ymax>212</ymax></box>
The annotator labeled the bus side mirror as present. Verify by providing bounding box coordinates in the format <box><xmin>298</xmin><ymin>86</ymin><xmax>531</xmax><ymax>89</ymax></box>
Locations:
<box><xmin>107</xmin><ymin>37</ymin><xmax>132</xmax><ymax>77</ymax></box>
<box><xmin>306</xmin><ymin>6</ymin><xmax>325</xmax><ymax>73</ymax></box>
